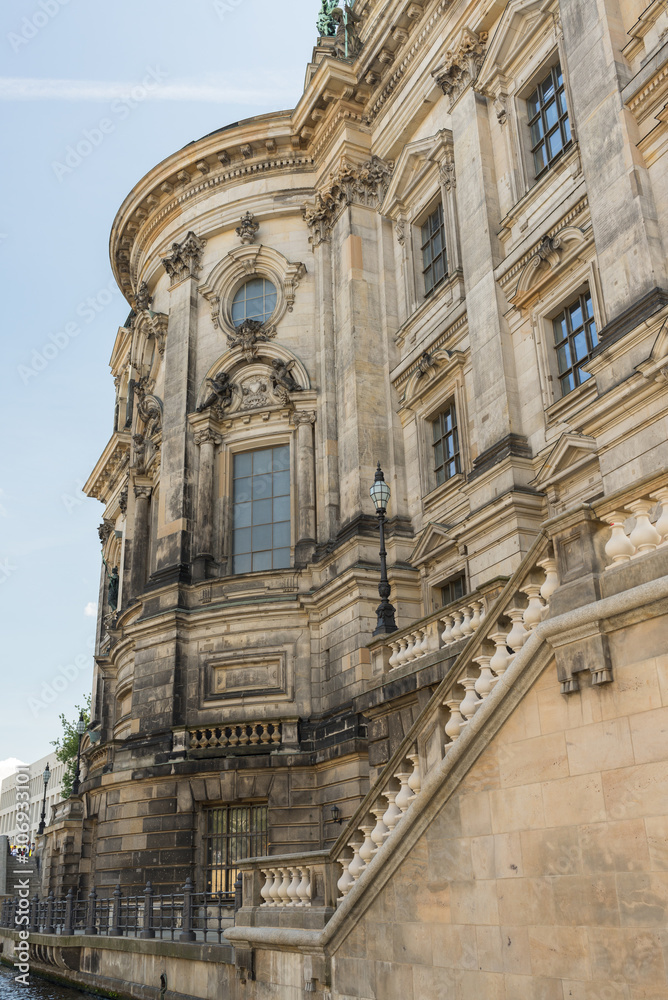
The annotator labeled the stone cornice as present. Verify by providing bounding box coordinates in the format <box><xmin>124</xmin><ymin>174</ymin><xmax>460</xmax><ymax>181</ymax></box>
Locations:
<box><xmin>84</xmin><ymin>431</ymin><xmax>132</xmax><ymax>503</ymax></box>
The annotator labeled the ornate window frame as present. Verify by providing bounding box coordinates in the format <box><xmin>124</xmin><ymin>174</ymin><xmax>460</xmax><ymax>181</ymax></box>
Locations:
<box><xmin>199</xmin><ymin>245</ymin><xmax>306</xmax><ymax>342</ymax></box>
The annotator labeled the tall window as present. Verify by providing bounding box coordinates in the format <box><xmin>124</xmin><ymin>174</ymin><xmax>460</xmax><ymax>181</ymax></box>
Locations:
<box><xmin>232</xmin><ymin>445</ymin><xmax>291</xmax><ymax>574</ymax></box>
<box><xmin>553</xmin><ymin>290</ymin><xmax>598</xmax><ymax>396</ymax></box>
<box><xmin>205</xmin><ymin>804</ymin><xmax>268</xmax><ymax>897</ymax></box>
<box><xmin>433</xmin><ymin>404</ymin><xmax>460</xmax><ymax>485</ymax></box>
<box><xmin>440</xmin><ymin>574</ymin><xmax>466</xmax><ymax>608</ymax></box>
<box><xmin>528</xmin><ymin>64</ymin><xmax>571</xmax><ymax>177</ymax></box>
<box><xmin>421</xmin><ymin>203</ymin><xmax>447</xmax><ymax>296</ymax></box>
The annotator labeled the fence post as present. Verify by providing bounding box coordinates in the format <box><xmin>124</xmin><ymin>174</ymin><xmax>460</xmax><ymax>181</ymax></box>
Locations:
<box><xmin>64</xmin><ymin>888</ymin><xmax>74</xmax><ymax>936</ymax></box>
<box><xmin>179</xmin><ymin>877</ymin><xmax>196</xmax><ymax>942</ymax></box>
<box><xmin>85</xmin><ymin>887</ymin><xmax>98</xmax><ymax>936</ymax></box>
<box><xmin>109</xmin><ymin>884</ymin><xmax>123</xmax><ymax>937</ymax></box>
<box><xmin>234</xmin><ymin>872</ymin><xmax>243</xmax><ymax>913</ymax></box>
<box><xmin>29</xmin><ymin>894</ymin><xmax>40</xmax><ymax>933</ymax></box>
<box><xmin>140</xmin><ymin>881</ymin><xmax>155</xmax><ymax>939</ymax></box>
<box><xmin>45</xmin><ymin>890</ymin><xmax>55</xmax><ymax>935</ymax></box>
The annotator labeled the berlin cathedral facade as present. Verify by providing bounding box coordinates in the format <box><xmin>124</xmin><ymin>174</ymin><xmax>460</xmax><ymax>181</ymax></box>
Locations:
<box><xmin>39</xmin><ymin>0</ymin><xmax>668</xmax><ymax>995</ymax></box>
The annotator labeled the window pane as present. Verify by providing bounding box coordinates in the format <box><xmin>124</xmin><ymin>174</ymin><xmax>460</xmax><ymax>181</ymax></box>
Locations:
<box><xmin>548</xmin><ymin>129</ymin><xmax>564</xmax><ymax>159</ymax></box>
<box><xmin>560</xmin><ymin>372</ymin><xmax>574</xmax><ymax>395</ymax></box>
<box><xmin>273</xmin><ymin>496</ymin><xmax>290</xmax><ymax>522</ymax></box>
<box><xmin>252</xmin><ymin>499</ymin><xmax>273</xmax><ymax>524</ymax></box>
<box><xmin>530</xmin><ymin>119</ymin><xmax>544</xmax><ymax>145</ymax></box>
<box><xmin>563</xmin><ymin>116</ymin><xmax>571</xmax><ymax>143</ymax></box>
<box><xmin>233</xmin><ymin>554</ymin><xmax>251</xmax><ymax>574</ymax></box>
<box><xmin>577</xmin><ymin>366</ymin><xmax>592</xmax><ymax>383</ymax></box>
<box><xmin>527</xmin><ymin>90</ymin><xmax>539</xmax><ymax>118</ymax></box>
<box><xmin>273</xmin><ymin>445</ymin><xmax>290</xmax><ymax>471</ymax></box>
<box><xmin>432</xmin><ymin>231</ymin><xmax>443</xmax><ymax>255</ymax></box>
<box><xmin>233</xmin><ymin>528</ymin><xmax>251</xmax><ymax>554</ymax></box>
<box><xmin>557</xmin><ymin>343</ymin><xmax>571</xmax><ymax>374</ymax></box>
<box><xmin>541</xmin><ymin>75</ymin><xmax>555</xmax><ymax>102</ymax></box>
<box><xmin>533</xmin><ymin>146</ymin><xmax>547</xmax><ymax>175</ymax></box>
<box><xmin>422</xmin><ymin>244</ymin><xmax>433</xmax><ymax>268</ymax></box>
<box><xmin>245</xmin><ymin>278</ymin><xmax>264</xmax><ymax>296</ymax></box>
<box><xmin>558</xmin><ymin>90</ymin><xmax>568</xmax><ymax>116</ymax></box>
<box><xmin>273</xmin><ymin>470</ymin><xmax>291</xmax><ymax>496</ymax></box>
<box><xmin>253</xmin><ymin>524</ymin><xmax>272</xmax><ymax>550</ymax></box>
<box><xmin>556</xmin><ymin>65</ymin><xmax>564</xmax><ymax>87</ymax></box>
<box><xmin>573</xmin><ymin>330</ymin><xmax>588</xmax><ymax>361</ymax></box>
<box><xmin>234</xmin><ymin>503</ymin><xmax>252</xmax><ymax>528</ymax></box>
<box><xmin>434</xmin><ymin>440</ymin><xmax>444</xmax><ymax>468</ymax></box>
<box><xmin>436</xmin><ymin>467</ymin><xmax>445</xmax><ymax>487</ymax></box>
<box><xmin>421</xmin><ymin>221</ymin><xmax>430</xmax><ymax>244</ymax></box>
<box><xmin>589</xmin><ymin>323</ymin><xmax>599</xmax><ymax>348</ymax></box>
<box><xmin>273</xmin><ymin>548</ymin><xmax>291</xmax><ymax>569</ymax></box>
<box><xmin>273</xmin><ymin>521</ymin><xmax>291</xmax><ymax>547</ymax></box>
<box><xmin>253</xmin><ymin>474</ymin><xmax>273</xmax><ymax>500</ymax></box>
<box><xmin>252</xmin><ymin>550</ymin><xmax>272</xmax><ymax>572</ymax></box>
<box><xmin>584</xmin><ymin>294</ymin><xmax>594</xmax><ymax>318</ymax></box>
<box><xmin>433</xmin><ymin>256</ymin><xmax>445</xmax><ymax>284</ymax></box>
<box><xmin>235</xmin><ymin>453</ymin><xmax>252</xmax><ymax>478</ymax></box>
<box><xmin>569</xmin><ymin>302</ymin><xmax>583</xmax><ymax>330</ymax></box>
<box><xmin>234</xmin><ymin>477</ymin><xmax>252</xmax><ymax>502</ymax></box>
<box><xmin>253</xmin><ymin>449</ymin><xmax>273</xmax><ymax>475</ymax></box>
<box><xmin>553</xmin><ymin>315</ymin><xmax>567</xmax><ymax>344</ymax></box>
<box><xmin>545</xmin><ymin>100</ymin><xmax>558</xmax><ymax>129</ymax></box>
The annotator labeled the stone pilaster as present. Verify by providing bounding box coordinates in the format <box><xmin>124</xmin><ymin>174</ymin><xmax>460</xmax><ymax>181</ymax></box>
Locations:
<box><xmin>193</xmin><ymin>427</ymin><xmax>222</xmax><ymax>578</ymax></box>
<box><xmin>293</xmin><ymin>410</ymin><xmax>317</xmax><ymax>565</ymax></box>
<box><xmin>130</xmin><ymin>484</ymin><xmax>152</xmax><ymax>598</ymax></box>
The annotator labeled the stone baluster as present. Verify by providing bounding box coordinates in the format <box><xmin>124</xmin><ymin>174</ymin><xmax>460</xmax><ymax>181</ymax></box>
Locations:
<box><xmin>440</xmin><ymin>616</ymin><xmax>454</xmax><ymax>645</ymax></box>
<box><xmin>381</xmin><ymin>790</ymin><xmax>402</xmax><ymax>838</ymax></box>
<box><xmin>337</xmin><ymin>858</ymin><xmax>354</xmax><ymax>898</ymax></box>
<box><xmin>403</xmin><ymin>633</ymin><xmax>416</xmax><ymax>662</ymax></box>
<box><xmin>444</xmin><ymin>698</ymin><xmax>464</xmax><ymax>744</ymax></box>
<box><xmin>489</xmin><ymin>631</ymin><xmax>512</xmax><ymax>679</ymax></box>
<box><xmin>348</xmin><ymin>841</ymin><xmax>365</xmax><ymax>880</ymax></box>
<box><xmin>394</xmin><ymin>771</ymin><xmax>414</xmax><ymax>814</ymax></box>
<box><xmin>506</xmin><ymin>608</ymin><xmax>529</xmax><ymax>652</ymax></box>
<box><xmin>537</xmin><ymin>556</ymin><xmax>559</xmax><ymax>603</ymax></box>
<box><xmin>297</xmin><ymin>867</ymin><xmax>311</xmax><ymax>907</ymax></box>
<box><xmin>521</xmin><ymin>584</ymin><xmax>544</xmax><ymax>630</ymax></box>
<box><xmin>415</xmin><ymin>628</ymin><xmax>428</xmax><ymax>658</ymax></box>
<box><xmin>604</xmin><ymin>511</ymin><xmax>635</xmax><ymax>567</ymax></box>
<box><xmin>260</xmin><ymin>871</ymin><xmax>273</xmax><ymax>906</ymax></box>
<box><xmin>450</xmin><ymin>611</ymin><xmax>464</xmax><ymax>641</ymax></box>
<box><xmin>649</xmin><ymin>488</ymin><xmax>668</xmax><ymax>544</ymax></box>
<box><xmin>473</xmin><ymin>654</ymin><xmax>495</xmax><ymax>698</ymax></box>
<box><xmin>388</xmin><ymin>641</ymin><xmax>401</xmax><ymax>669</ymax></box>
<box><xmin>287</xmin><ymin>868</ymin><xmax>301</xmax><ymax>906</ymax></box>
<box><xmin>407</xmin><ymin>752</ymin><xmax>421</xmax><ymax>796</ymax></box>
<box><xmin>627</xmin><ymin>499</ymin><xmax>662</xmax><ymax>554</ymax></box>
<box><xmin>396</xmin><ymin>637</ymin><xmax>409</xmax><ymax>666</ymax></box>
<box><xmin>269</xmin><ymin>869</ymin><xmax>282</xmax><ymax>906</ymax></box>
<box><xmin>278</xmin><ymin>869</ymin><xmax>292</xmax><ymax>905</ymax></box>
<box><xmin>470</xmin><ymin>600</ymin><xmax>483</xmax><ymax>632</ymax></box>
<box><xmin>460</xmin><ymin>606</ymin><xmax>474</xmax><ymax>638</ymax></box>
<box><xmin>370</xmin><ymin>806</ymin><xmax>388</xmax><ymax>854</ymax></box>
<box><xmin>358</xmin><ymin>825</ymin><xmax>376</xmax><ymax>865</ymax></box>
<box><xmin>458</xmin><ymin>677</ymin><xmax>481</xmax><ymax>727</ymax></box>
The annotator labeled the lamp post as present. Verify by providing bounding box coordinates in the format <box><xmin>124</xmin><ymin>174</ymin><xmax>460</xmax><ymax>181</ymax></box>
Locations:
<box><xmin>369</xmin><ymin>462</ymin><xmax>398</xmax><ymax>636</ymax></box>
<box><xmin>38</xmin><ymin>763</ymin><xmax>51</xmax><ymax>835</ymax></box>
<box><xmin>71</xmin><ymin>712</ymin><xmax>86</xmax><ymax>796</ymax></box>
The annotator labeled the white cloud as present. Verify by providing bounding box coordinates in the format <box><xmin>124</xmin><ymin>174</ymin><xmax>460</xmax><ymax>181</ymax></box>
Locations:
<box><xmin>83</xmin><ymin>602</ymin><xmax>97</xmax><ymax>618</ymax></box>
<box><xmin>0</xmin><ymin>76</ymin><xmax>295</xmax><ymax>105</ymax></box>
<box><xmin>0</xmin><ymin>758</ymin><xmax>27</xmax><ymax>784</ymax></box>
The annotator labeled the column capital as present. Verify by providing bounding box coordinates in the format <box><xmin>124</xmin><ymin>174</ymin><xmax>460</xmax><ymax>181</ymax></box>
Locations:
<box><xmin>292</xmin><ymin>410</ymin><xmax>317</xmax><ymax>427</ymax></box>
<box><xmin>134</xmin><ymin>485</ymin><xmax>153</xmax><ymax>501</ymax></box>
<box><xmin>194</xmin><ymin>429</ymin><xmax>223</xmax><ymax>447</ymax></box>
<box><xmin>161</xmin><ymin>231</ymin><xmax>207</xmax><ymax>287</ymax></box>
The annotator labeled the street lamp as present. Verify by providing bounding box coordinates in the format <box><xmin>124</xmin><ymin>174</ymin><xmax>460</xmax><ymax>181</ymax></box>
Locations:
<box><xmin>369</xmin><ymin>462</ymin><xmax>398</xmax><ymax>636</ymax></box>
<box><xmin>71</xmin><ymin>712</ymin><xmax>86</xmax><ymax>796</ymax></box>
<box><xmin>37</xmin><ymin>763</ymin><xmax>51</xmax><ymax>835</ymax></box>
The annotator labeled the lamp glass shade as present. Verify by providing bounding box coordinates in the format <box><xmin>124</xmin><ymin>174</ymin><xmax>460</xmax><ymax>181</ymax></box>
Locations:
<box><xmin>369</xmin><ymin>479</ymin><xmax>391</xmax><ymax>512</ymax></box>
<box><xmin>43</xmin><ymin>765</ymin><xmax>51</xmax><ymax>785</ymax></box>
<box><xmin>76</xmin><ymin>714</ymin><xmax>86</xmax><ymax>736</ymax></box>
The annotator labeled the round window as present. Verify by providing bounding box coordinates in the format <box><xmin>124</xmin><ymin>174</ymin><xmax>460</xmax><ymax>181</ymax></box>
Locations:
<box><xmin>231</xmin><ymin>277</ymin><xmax>277</xmax><ymax>327</ymax></box>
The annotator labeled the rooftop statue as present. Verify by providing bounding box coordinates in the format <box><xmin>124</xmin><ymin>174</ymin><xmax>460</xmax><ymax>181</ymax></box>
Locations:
<box><xmin>331</xmin><ymin>4</ymin><xmax>363</xmax><ymax>60</ymax></box>
<box><xmin>316</xmin><ymin>0</ymin><xmax>338</xmax><ymax>37</ymax></box>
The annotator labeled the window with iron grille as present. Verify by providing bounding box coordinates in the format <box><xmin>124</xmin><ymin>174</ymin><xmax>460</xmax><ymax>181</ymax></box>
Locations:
<box><xmin>527</xmin><ymin>64</ymin><xmax>571</xmax><ymax>177</ymax></box>
<box><xmin>421</xmin><ymin>202</ymin><xmax>447</xmax><ymax>296</ymax></box>
<box><xmin>440</xmin><ymin>574</ymin><xmax>466</xmax><ymax>608</ymax></box>
<box><xmin>553</xmin><ymin>290</ymin><xmax>598</xmax><ymax>396</ymax></box>
<box><xmin>205</xmin><ymin>804</ymin><xmax>268</xmax><ymax>896</ymax></box>
<box><xmin>432</xmin><ymin>404</ymin><xmax>460</xmax><ymax>486</ymax></box>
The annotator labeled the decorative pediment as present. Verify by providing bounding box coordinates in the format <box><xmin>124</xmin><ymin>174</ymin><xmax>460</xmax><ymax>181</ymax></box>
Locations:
<box><xmin>532</xmin><ymin>433</ymin><xmax>599</xmax><ymax>491</ymax></box>
<box><xmin>199</xmin><ymin>245</ymin><xmax>306</xmax><ymax>340</ymax></box>
<box><xmin>401</xmin><ymin>349</ymin><xmax>467</xmax><ymax>409</ymax></box>
<box><xmin>381</xmin><ymin>131</ymin><xmax>452</xmax><ymax>219</ymax></box>
<box><xmin>635</xmin><ymin>315</ymin><xmax>668</xmax><ymax>384</ymax></box>
<box><xmin>477</xmin><ymin>0</ymin><xmax>557</xmax><ymax>93</ymax></box>
<box><xmin>509</xmin><ymin>227</ymin><xmax>586</xmax><ymax>308</ymax></box>
<box><xmin>409</xmin><ymin>522</ymin><xmax>455</xmax><ymax>567</ymax></box>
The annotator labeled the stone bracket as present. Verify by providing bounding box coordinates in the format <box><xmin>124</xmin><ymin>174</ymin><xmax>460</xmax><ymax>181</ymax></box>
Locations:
<box><xmin>545</xmin><ymin>621</ymin><xmax>613</xmax><ymax>694</ymax></box>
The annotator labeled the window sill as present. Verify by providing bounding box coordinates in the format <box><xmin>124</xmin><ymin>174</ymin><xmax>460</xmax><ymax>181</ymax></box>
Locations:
<box><xmin>498</xmin><ymin>143</ymin><xmax>582</xmax><ymax>249</ymax></box>
<box><xmin>422</xmin><ymin>471</ymin><xmax>466</xmax><ymax>509</ymax></box>
<box><xmin>545</xmin><ymin>377</ymin><xmax>598</xmax><ymax>427</ymax></box>
<box><xmin>396</xmin><ymin>271</ymin><xmax>465</xmax><ymax>351</ymax></box>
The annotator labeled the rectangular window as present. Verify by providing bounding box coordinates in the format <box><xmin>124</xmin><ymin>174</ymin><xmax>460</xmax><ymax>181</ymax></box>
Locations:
<box><xmin>205</xmin><ymin>804</ymin><xmax>268</xmax><ymax>897</ymax></box>
<box><xmin>433</xmin><ymin>404</ymin><xmax>460</xmax><ymax>486</ymax></box>
<box><xmin>440</xmin><ymin>574</ymin><xmax>466</xmax><ymax>608</ymax></box>
<box><xmin>527</xmin><ymin>64</ymin><xmax>571</xmax><ymax>177</ymax></box>
<box><xmin>232</xmin><ymin>445</ymin><xmax>291</xmax><ymax>574</ymax></box>
<box><xmin>421</xmin><ymin>203</ymin><xmax>447</xmax><ymax>296</ymax></box>
<box><xmin>553</xmin><ymin>290</ymin><xmax>598</xmax><ymax>396</ymax></box>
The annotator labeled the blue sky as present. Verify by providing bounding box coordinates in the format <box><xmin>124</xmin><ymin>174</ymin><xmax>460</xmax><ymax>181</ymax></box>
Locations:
<box><xmin>0</xmin><ymin>0</ymin><xmax>317</xmax><ymax>775</ymax></box>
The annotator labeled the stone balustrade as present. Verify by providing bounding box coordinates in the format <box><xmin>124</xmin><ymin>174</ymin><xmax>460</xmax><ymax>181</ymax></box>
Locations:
<box><xmin>259</xmin><ymin>866</ymin><xmax>313</xmax><ymax>907</ymax></box>
<box><xmin>189</xmin><ymin>722</ymin><xmax>282</xmax><ymax>750</ymax></box>
<box><xmin>603</xmin><ymin>485</ymin><xmax>668</xmax><ymax>568</ymax></box>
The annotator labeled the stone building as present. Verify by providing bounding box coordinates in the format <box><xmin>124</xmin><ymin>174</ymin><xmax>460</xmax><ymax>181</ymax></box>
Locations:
<box><xmin>0</xmin><ymin>754</ymin><xmax>64</xmax><ymax>849</ymax></box>
<box><xmin>39</xmin><ymin>0</ymin><xmax>668</xmax><ymax>994</ymax></box>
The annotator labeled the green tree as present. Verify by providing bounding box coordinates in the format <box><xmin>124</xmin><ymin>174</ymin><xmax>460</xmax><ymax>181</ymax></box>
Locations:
<box><xmin>51</xmin><ymin>696</ymin><xmax>91</xmax><ymax>798</ymax></box>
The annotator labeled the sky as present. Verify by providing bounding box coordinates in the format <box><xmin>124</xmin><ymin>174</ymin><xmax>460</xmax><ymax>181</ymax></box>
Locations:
<box><xmin>0</xmin><ymin>0</ymin><xmax>317</xmax><ymax>774</ymax></box>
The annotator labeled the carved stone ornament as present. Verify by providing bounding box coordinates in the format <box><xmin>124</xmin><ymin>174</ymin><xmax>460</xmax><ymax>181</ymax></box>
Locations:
<box><xmin>292</xmin><ymin>410</ymin><xmax>317</xmax><ymax>427</ymax></box>
<box><xmin>240</xmin><ymin>375</ymin><xmax>271</xmax><ymax>410</ymax></box>
<box><xmin>415</xmin><ymin>351</ymin><xmax>436</xmax><ymax>379</ymax></box>
<box><xmin>226</xmin><ymin>318</ymin><xmax>277</xmax><ymax>361</ymax></box>
<box><xmin>317</xmin><ymin>0</ymin><xmax>338</xmax><ymax>36</ymax></box>
<box><xmin>303</xmin><ymin>155</ymin><xmax>395</xmax><ymax>246</ymax></box>
<box><xmin>119</xmin><ymin>485</ymin><xmax>129</xmax><ymax>515</ymax></box>
<box><xmin>135</xmin><ymin>281</ymin><xmax>152</xmax><ymax>311</ymax></box>
<box><xmin>440</xmin><ymin>158</ymin><xmax>456</xmax><ymax>192</ymax></box>
<box><xmin>161</xmin><ymin>231</ymin><xmax>207</xmax><ymax>286</ymax></box>
<box><xmin>236</xmin><ymin>211</ymin><xmax>260</xmax><ymax>245</ymax></box>
<box><xmin>432</xmin><ymin>28</ymin><xmax>488</xmax><ymax>108</ymax></box>
<box><xmin>197</xmin><ymin>372</ymin><xmax>237</xmax><ymax>416</ymax></box>
<box><xmin>134</xmin><ymin>484</ymin><xmax>153</xmax><ymax>501</ymax></box>
<box><xmin>395</xmin><ymin>219</ymin><xmax>407</xmax><ymax>246</ymax></box>
<box><xmin>98</xmin><ymin>519</ymin><xmax>114</xmax><ymax>545</ymax></box>
<box><xmin>193</xmin><ymin>429</ymin><xmax>223</xmax><ymax>448</ymax></box>
<box><xmin>493</xmin><ymin>95</ymin><xmax>508</xmax><ymax>127</ymax></box>
<box><xmin>331</xmin><ymin>4</ymin><xmax>364</xmax><ymax>60</ymax></box>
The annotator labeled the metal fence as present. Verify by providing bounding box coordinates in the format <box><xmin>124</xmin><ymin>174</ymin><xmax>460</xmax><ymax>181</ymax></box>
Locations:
<box><xmin>0</xmin><ymin>876</ymin><xmax>241</xmax><ymax>943</ymax></box>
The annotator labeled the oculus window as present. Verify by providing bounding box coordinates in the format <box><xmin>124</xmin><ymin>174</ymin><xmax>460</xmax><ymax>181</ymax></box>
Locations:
<box><xmin>231</xmin><ymin>277</ymin><xmax>277</xmax><ymax>327</ymax></box>
<box><xmin>553</xmin><ymin>290</ymin><xmax>598</xmax><ymax>396</ymax></box>
<box><xmin>232</xmin><ymin>445</ymin><xmax>291</xmax><ymax>574</ymax></box>
<box><xmin>421</xmin><ymin>203</ymin><xmax>447</xmax><ymax>296</ymax></box>
<box><xmin>528</xmin><ymin>64</ymin><xmax>571</xmax><ymax>177</ymax></box>
<box><xmin>433</xmin><ymin>404</ymin><xmax>460</xmax><ymax>485</ymax></box>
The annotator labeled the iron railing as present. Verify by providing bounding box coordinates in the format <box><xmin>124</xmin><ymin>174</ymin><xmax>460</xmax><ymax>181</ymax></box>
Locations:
<box><xmin>0</xmin><ymin>875</ymin><xmax>240</xmax><ymax>943</ymax></box>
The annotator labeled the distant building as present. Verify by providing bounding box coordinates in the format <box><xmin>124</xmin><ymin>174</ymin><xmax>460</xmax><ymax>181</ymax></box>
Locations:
<box><xmin>0</xmin><ymin>753</ymin><xmax>64</xmax><ymax>847</ymax></box>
